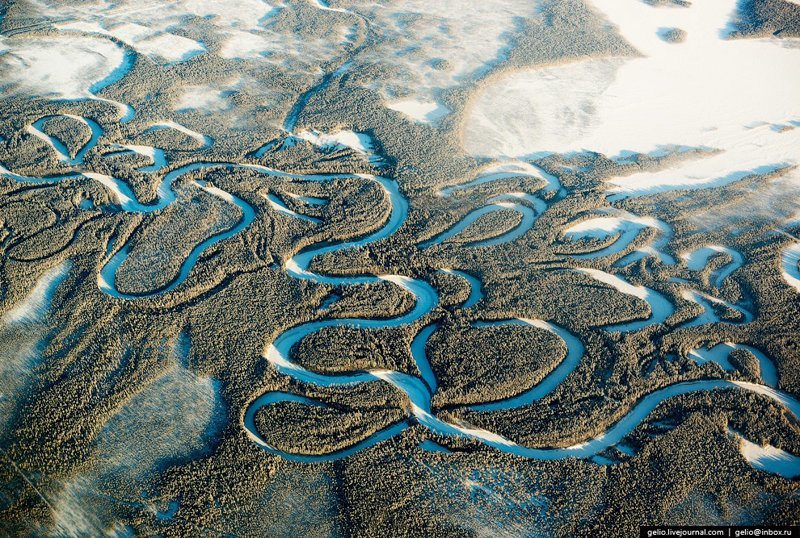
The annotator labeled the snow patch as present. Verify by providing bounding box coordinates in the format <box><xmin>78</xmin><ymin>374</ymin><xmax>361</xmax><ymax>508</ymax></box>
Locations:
<box><xmin>295</xmin><ymin>129</ymin><xmax>384</xmax><ymax>165</ymax></box>
<box><xmin>146</xmin><ymin>121</ymin><xmax>213</xmax><ymax>148</ymax></box>
<box><xmin>263</xmin><ymin>192</ymin><xmax>321</xmax><ymax>223</ymax></box>
<box><xmin>386</xmin><ymin>99</ymin><xmax>450</xmax><ymax>124</ymax></box>
<box><xmin>176</xmin><ymin>84</ymin><xmax>233</xmax><ymax>113</ymax></box>
<box><xmin>0</xmin><ymin>35</ymin><xmax>125</xmax><ymax>99</ymax></box>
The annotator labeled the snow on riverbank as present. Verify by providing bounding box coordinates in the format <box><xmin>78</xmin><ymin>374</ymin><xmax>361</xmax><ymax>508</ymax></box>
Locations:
<box><xmin>735</xmin><ymin>431</ymin><xmax>800</xmax><ymax>479</ymax></box>
<box><xmin>576</xmin><ymin>268</ymin><xmax>674</xmax><ymax>331</ymax></box>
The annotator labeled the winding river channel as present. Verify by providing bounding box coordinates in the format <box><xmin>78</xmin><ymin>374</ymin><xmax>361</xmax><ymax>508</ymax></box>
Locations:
<box><xmin>3</xmin><ymin>107</ymin><xmax>799</xmax><ymax>474</ymax></box>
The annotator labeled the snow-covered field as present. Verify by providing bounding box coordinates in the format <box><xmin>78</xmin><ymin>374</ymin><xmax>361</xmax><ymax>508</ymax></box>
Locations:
<box><xmin>463</xmin><ymin>0</ymin><xmax>800</xmax><ymax>199</ymax></box>
<box><xmin>0</xmin><ymin>35</ymin><xmax>126</xmax><ymax>98</ymax></box>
